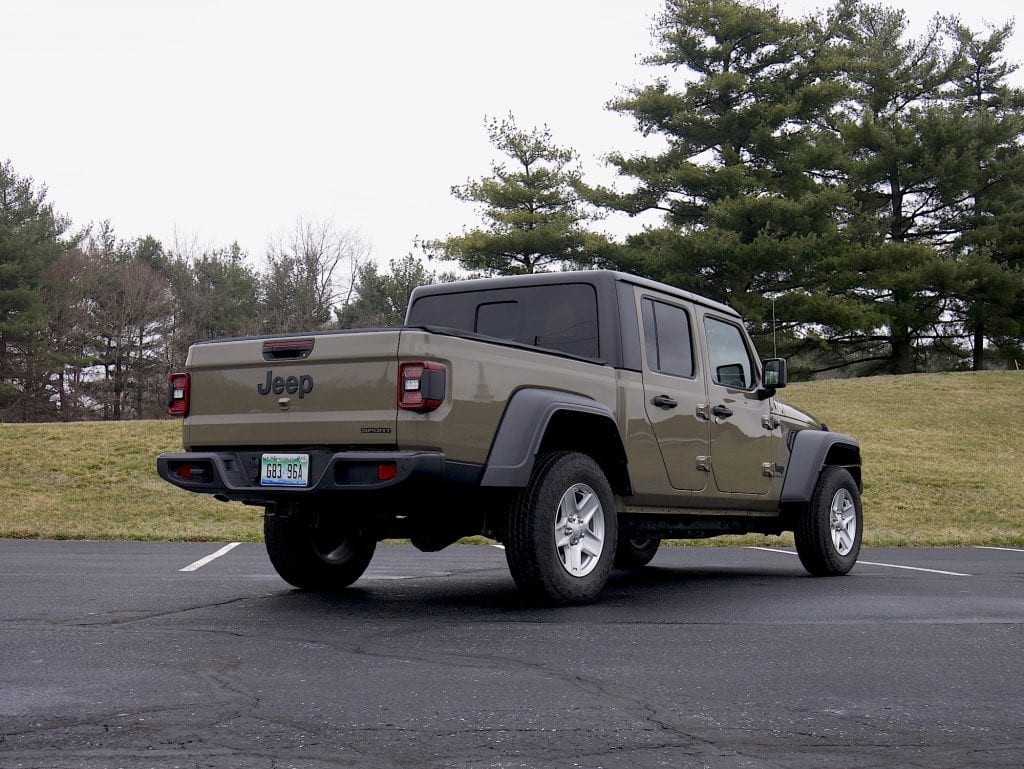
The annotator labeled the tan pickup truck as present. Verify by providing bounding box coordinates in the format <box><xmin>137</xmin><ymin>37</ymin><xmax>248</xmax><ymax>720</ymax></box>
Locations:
<box><xmin>158</xmin><ymin>270</ymin><xmax>862</xmax><ymax>604</ymax></box>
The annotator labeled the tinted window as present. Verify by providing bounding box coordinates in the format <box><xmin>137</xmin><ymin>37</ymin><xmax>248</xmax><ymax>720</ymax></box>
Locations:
<box><xmin>476</xmin><ymin>302</ymin><xmax>520</xmax><ymax>339</ymax></box>
<box><xmin>408</xmin><ymin>283</ymin><xmax>599</xmax><ymax>358</ymax></box>
<box><xmin>641</xmin><ymin>298</ymin><xmax>694</xmax><ymax>378</ymax></box>
<box><xmin>704</xmin><ymin>317</ymin><xmax>753</xmax><ymax>389</ymax></box>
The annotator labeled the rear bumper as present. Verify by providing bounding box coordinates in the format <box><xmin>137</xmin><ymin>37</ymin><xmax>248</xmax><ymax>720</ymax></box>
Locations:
<box><xmin>157</xmin><ymin>450</ymin><xmax>477</xmax><ymax>504</ymax></box>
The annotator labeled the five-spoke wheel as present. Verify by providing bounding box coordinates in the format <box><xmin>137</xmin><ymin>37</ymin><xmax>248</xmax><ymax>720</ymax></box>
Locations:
<box><xmin>553</xmin><ymin>483</ymin><xmax>606</xmax><ymax>578</ymax></box>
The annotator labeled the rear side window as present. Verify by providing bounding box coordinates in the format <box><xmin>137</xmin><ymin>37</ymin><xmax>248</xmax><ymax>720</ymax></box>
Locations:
<box><xmin>641</xmin><ymin>298</ymin><xmax>694</xmax><ymax>378</ymax></box>
<box><xmin>408</xmin><ymin>283</ymin><xmax>599</xmax><ymax>358</ymax></box>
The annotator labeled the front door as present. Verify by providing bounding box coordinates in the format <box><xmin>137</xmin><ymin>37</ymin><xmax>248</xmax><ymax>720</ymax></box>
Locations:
<box><xmin>700</xmin><ymin>314</ymin><xmax>774</xmax><ymax>495</ymax></box>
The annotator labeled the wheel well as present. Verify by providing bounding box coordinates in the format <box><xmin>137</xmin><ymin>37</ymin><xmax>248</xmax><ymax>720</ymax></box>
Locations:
<box><xmin>537</xmin><ymin>410</ymin><xmax>632</xmax><ymax>496</ymax></box>
<box><xmin>824</xmin><ymin>443</ymin><xmax>862</xmax><ymax>491</ymax></box>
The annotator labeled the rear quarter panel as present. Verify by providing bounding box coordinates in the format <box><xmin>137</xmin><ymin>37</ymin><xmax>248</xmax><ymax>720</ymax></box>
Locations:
<box><xmin>395</xmin><ymin>331</ymin><xmax>620</xmax><ymax>464</ymax></box>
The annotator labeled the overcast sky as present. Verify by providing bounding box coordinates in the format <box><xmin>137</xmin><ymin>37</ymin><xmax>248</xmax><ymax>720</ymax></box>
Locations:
<box><xmin>3</xmin><ymin>0</ymin><xmax>1021</xmax><ymax>271</ymax></box>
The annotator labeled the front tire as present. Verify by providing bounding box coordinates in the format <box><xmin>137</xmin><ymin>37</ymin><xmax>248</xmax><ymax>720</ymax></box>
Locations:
<box><xmin>794</xmin><ymin>466</ymin><xmax>862</xmax><ymax>576</ymax></box>
<box><xmin>505</xmin><ymin>451</ymin><xmax>617</xmax><ymax>605</ymax></box>
<box><xmin>264</xmin><ymin>503</ymin><xmax>376</xmax><ymax>591</ymax></box>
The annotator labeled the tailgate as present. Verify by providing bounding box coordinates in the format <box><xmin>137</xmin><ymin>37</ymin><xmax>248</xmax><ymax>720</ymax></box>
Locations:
<box><xmin>184</xmin><ymin>331</ymin><xmax>401</xmax><ymax>449</ymax></box>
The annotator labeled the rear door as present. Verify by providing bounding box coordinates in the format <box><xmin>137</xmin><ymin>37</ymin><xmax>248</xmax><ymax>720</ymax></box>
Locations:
<box><xmin>638</xmin><ymin>293</ymin><xmax>710</xmax><ymax>491</ymax></box>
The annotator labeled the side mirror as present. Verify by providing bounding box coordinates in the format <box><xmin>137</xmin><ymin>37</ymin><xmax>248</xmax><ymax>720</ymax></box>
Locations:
<box><xmin>761</xmin><ymin>358</ymin><xmax>788</xmax><ymax>393</ymax></box>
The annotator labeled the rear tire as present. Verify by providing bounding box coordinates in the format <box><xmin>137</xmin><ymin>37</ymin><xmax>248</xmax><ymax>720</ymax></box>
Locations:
<box><xmin>505</xmin><ymin>451</ymin><xmax>617</xmax><ymax>605</ymax></box>
<box><xmin>264</xmin><ymin>503</ymin><xmax>376</xmax><ymax>590</ymax></box>
<box><xmin>794</xmin><ymin>466</ymin><xmax>862</xmax><ymax>576</ymax></box>
<box><xmin>614</xmin><ymin>534</ymin><xmax>661</xmax><ymax>569</ymax></box>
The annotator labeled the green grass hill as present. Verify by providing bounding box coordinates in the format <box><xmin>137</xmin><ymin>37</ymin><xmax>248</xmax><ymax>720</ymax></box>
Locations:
<box><xmin>1</xmin><ymin>371</ymin><xmax>1020</xmax><ymax>545</ymax></box>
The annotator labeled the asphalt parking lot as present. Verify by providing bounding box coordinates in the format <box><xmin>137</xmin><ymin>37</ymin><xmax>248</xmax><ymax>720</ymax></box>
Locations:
<box><xmin>1</xmin><ymin>540</ymin><xmax>1022</xmax><ymax>769</ymax></box>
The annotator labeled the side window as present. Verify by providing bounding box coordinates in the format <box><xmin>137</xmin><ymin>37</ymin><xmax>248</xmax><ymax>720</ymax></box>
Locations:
<box><xmin>641</xmin><ymin>298</ymin><xmax>694</xmax><ymax>378</ymax></box>
<box><xmin>704</xmin><ymin>317</ymin><xmax>754</xmax><ymax>389</ymax></box>
<box><xmin>476</xmin><ymin>301</ymin><xmax>520</xmax><ymax>340</ymax></box>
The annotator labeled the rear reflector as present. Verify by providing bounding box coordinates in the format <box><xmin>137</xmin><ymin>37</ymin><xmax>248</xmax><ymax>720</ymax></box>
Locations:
<box><xmin>170</xmin><ymin>460</ymin><xmax>211</xmax><ymax>483</ymax></box>
<box><xmin>378</xmin><ymin>463</ymin><xmax>398</xmax><ymax>481</ymax></box>
<box><xmin>398</xmin><ymin>361</ymin><xmax>446</xmax><ymax>412</ymax></box>
<box><xmin>166</xmin><ymin>373</ymin><xmax>190</xmax><ymax>417</ymax></box>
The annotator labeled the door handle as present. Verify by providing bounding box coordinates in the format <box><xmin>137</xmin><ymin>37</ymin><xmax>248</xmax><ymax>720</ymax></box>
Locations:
<box><xmin>712</xmin><ymin>404</ymin><xmax>734</xmax><ymax>419</ymax></box>
<box><xmin>652</xmin><ymin>395</ymin><xmax>678</xmax><ymax>410</ymax></box>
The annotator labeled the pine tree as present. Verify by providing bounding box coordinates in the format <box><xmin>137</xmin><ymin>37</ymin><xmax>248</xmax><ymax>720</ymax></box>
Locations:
<box><xmin>422</xmin><ymin>115</ymin><xmax>610</xmax><ymax>275</ymax></box>
<box><xmin>589</xmin><ymin>0</ymin><xmax>1024</xmax><ymax>374</ymax></box>
<box><xmin>944</xmin><ymin>21</ymin><xmax>1024</xmax><ymax>369</ymax></box>
<box><xmin>0</xmin><ymin>160</ymin><xmax>75</xmax><ymax>420</ymax></box>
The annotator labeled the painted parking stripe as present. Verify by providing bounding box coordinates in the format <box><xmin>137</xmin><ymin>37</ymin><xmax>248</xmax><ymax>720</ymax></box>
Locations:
<box><xmin>974</xmin><ymin>546</ymin><xmax>1024</xmax><ymax>554</ymax></box>
<box><xmin>179</xmin><ymin>542</ymin><xmax>242</xmax><ymax>572</ymax></box>
<box><xmin>747</xmin><ymin>547</ymin><xmax>971</xmax><ymax>577</ymax></box>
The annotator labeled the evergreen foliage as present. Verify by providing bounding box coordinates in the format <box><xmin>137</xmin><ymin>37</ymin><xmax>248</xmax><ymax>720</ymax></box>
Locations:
<box><xmin>587</xmin><ymin>0</ymin><xmax>1024</xmax><ymax>374</ymax></box>
<box><xmin>422</xmin><ymin>115</ymin><xmax>613</xmax><ymax>275</ymax></box>
<box><xmin>0</xmin><ymin>161</ymin><xmax>76</xmax><ymax>419</ymax></box>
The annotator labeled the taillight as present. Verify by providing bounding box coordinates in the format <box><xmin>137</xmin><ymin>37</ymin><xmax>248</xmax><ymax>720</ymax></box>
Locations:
<box><xmin>166</xmin><ymin>372</ymin><xmax>190</xmax><ymax>417</ymax></box>
<box><xmin>398</xmin><ymin>361</ymin><xmax>446</xmax><ymax>412</ymax></box>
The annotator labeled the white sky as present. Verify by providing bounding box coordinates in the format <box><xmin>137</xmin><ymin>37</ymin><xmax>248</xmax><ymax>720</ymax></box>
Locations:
<box><xmin>3</xmin><ymin>0</ymin><xmax>1021</xmax><ymax>271</ymax></box>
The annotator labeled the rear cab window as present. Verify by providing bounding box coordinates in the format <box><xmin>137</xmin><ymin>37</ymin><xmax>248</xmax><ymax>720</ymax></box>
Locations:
<box><xmin>407</xmin><ymin>283</ymin><xmax>600</xmax><ymax>359</ymax></box>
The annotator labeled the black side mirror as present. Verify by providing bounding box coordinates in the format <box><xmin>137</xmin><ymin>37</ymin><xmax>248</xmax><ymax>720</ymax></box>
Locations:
<box><xmin>760</xmin><ymin>358</ymin><xmax>788</xmax><ymax>396</ymax></box>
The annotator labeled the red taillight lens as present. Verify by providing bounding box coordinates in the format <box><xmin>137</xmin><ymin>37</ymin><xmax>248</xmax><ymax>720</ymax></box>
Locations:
<box><xmin>398</xmin><ymin>361</ymin><xmax>446</xmax><ymax>412</ymax></box>
<box><xmin>166</xmin><ymin>372</ymin><xmax>190</xmax><ymax>417</ymax></box>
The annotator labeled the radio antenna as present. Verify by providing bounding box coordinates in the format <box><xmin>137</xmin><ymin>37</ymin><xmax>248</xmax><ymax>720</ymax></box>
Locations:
<box><xmin>772</xmin><ymin>297</ymin><xmax>777</xmax><ymax>358</ymax></box>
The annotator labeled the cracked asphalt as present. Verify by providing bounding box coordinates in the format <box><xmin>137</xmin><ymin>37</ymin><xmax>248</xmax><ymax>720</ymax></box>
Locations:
<box><xmin>1</xmin><ymin>540</ymin><xmax>1022</xmax><ymax>769</ymax></box>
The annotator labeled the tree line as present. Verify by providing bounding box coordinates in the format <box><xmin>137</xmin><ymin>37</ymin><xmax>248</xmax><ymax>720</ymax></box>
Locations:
<box><xmin>2</xmin><ymin>0</ymin><xmax>1022</xmax><ymax>422</ymax></box>
<box><xmin>0</xmin><ymin>172</ymin><xmax>446</xmax><ymax>422</ymax></box>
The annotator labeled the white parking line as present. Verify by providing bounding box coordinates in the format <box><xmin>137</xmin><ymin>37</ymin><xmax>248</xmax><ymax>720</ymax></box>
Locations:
<box><xmin>491</xmin><ymin>544</ymin><xmax>506</xmax><ymax>551</ymax></box>
<box><xmin>974</xmin><ymin>546</ymin><xmax>1024</xmax><ymax>554</ymax></box>
<box><xmin>179</xmin><ymin>542</ymin><xmax>242</xmax><ymax>572</ymax></box>
<box><xmin>747</xmin><ymin>547</ymin><xmax>971</xmax><ymax>577</ymax></box>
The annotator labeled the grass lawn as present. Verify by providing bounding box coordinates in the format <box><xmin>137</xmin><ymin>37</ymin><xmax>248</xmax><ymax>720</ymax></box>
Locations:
<box><xmin>783</xmin><ymin>370</ymin><xmax>1023</xmax><ymax>546</ymax></box>
<box><xmin>0</xmin><ymin>420</ymin><xmax>261</xmax><ymax>542</ymax></box>
<box><xmin>1</xmin><ymin>370</ymin><xmax>1020</xmax><ymax>545</ymax></box>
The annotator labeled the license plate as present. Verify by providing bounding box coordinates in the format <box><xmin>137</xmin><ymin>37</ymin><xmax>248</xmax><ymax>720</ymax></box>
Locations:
<box><xmin>260</xmin><ymin>453</ymin><xmax>310</xmax><ymax>487</ymax></box>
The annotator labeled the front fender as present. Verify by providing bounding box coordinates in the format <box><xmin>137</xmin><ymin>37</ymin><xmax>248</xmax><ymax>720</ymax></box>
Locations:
<box><xmin>781</xmin><ymin>429</ymin><xmax>862</xmax><ymax>504</ymax></box>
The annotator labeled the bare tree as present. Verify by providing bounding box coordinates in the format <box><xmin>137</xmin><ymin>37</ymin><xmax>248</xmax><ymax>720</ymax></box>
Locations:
<box><xmin>261</xmin><ymin>219</ymin><xmax>371</xmax><ymax>333</ymax></box>
<box><xmin>162</xmin><ymin>240</ymin><xmax>260</xmax><ymax>370</ymax></box>
<box><xmin>40</xmin><ymin>248</ymin><xmax>93</xmax><ymax>420</ymax></box>
<box><xmin>78</xmin><ymin>227</ymin><xmax>172</xmax><ymax>419</ymax></box>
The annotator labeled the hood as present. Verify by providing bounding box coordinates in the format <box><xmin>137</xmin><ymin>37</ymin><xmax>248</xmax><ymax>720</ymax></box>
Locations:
<box><xmin>773</xmin><ymin>400</ymin><xmax>826</xmax><ymax>430</ymax></box>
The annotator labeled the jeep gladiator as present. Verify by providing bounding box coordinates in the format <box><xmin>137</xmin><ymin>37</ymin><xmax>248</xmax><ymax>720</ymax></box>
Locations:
<box><xmin>158</xmin><ymin>270</ymin><xmax>863</xmax><ymax>603</ymax></box>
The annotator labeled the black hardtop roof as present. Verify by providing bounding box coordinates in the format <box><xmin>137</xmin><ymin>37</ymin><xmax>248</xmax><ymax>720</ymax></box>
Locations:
<box><xmin>409</xmin><ymin>269</ymin><xmax>741</xmax><ymax>319</ymax></box>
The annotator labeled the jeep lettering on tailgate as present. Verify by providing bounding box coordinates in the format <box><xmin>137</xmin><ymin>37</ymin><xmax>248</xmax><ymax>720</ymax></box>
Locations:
<box><xmin>257</xmin><ymin>371</ymin><xmax>314</xmax><ymax>398</ymax></box>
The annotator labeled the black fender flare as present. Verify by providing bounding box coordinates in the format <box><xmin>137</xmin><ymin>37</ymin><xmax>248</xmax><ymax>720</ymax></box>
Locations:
<box><xmin>480</xmin><ymin>388</ymin><xmax>623</xmax><ymax>487</ymax></box>
<box><xmin>781</xmin><ymin>429</ymin><xmax>862</xmax><ymax>504</ymax></box>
